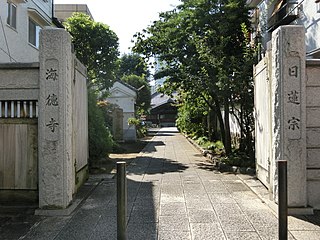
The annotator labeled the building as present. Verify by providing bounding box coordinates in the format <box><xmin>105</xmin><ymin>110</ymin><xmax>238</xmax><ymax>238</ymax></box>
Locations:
<box><xmin>106</xmin><ymin>81</ymin><xmax>137</xmax><ymax>141</ymax></box>
<box><xmin>54</xmin><ymin>4</ymin><xmax>93</xmax><ymax>22</ymax></box>
<box><xmin>251</xmin><ymin>0</ymin><xmax>320</xmax><ymax>211</ymax></box>
<box><xmin>248</xmin><ymin>0</ymin><xmax>320</xmax><ymax>59</ymax></box>
<box><xmin>0</xmin><ymin>0</ymin><xmax>54</xmax><ymax>63</ymax></box>
<box><xmin>150</xmin><ymin>57</ymin><xmax>167</xmax><ymax>94</ymax></box>
<box><xmin>147</xmin><ymin>92</ymin><xmax>177</xmax><ymax>127</ymax></box>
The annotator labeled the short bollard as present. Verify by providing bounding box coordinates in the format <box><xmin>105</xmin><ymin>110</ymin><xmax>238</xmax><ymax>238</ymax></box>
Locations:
<box><xmin>278</xmin><ymin>160</ymin><xmax>288</xmax><ymax>240</ymax></box>
<box><xmin>117</xmin><ymin>162</ymin><xmax>127</xmax><ymax>240</ymax></box>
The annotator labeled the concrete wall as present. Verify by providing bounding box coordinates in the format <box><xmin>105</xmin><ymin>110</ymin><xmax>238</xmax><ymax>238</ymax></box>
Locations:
<box><xmin>72</xmin><ymin>58</ymin><xmax>89</xmax><ymax>190</ymax></box>
<box><xmin>54</xmin><ymin>4</ymin><xmax>94</xmax><ymax>22</ymax></box>
<box><xmin>254</xmin><ymin>57</ymin><xmax>272</xmax><ymax>188</ymax></box>
<box><xmin>0</xmin><ymin>28</ymin><xmax>88</xmax><ymax>209</ymax></box>
<box><xmin>0</xmin><ymin>0</ymin><xmax>52</xmax><ymax>63</ymax></box>
<box><xmin>255</xmin><ymin>26</ymin><xmax>320</xmax><ymax>211</ymax></box>
<box><xmin>306</xmin><ymin>60</ymin><xmax>320</xmax><ymax>209</ymax></box>
<box><xmin>0</xmin><ymin>63</ymin><xmax>39</xmax><ymax>100</ymax></box>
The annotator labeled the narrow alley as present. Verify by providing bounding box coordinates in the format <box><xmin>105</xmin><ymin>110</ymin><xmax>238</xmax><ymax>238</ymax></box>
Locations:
<box><xmin>1</xmin><ymin>128</ymin><xmax>320</xmax><ymax>239</ymax></box>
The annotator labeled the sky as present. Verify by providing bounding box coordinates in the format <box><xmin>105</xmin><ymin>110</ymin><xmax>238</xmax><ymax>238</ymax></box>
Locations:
<box><xmin>54</xmin><ymin>0</ymin><xmax>180</xmax><ymax>54</ymax></box>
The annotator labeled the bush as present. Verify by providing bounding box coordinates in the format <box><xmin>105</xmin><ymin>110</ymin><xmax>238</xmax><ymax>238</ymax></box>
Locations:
<box><xmin>176</xmin><ymin>103</ymin><xmax>206</xmax><ymax>138</ymax></box>
<box><xmin>127</xmin><ymin>117</ymin><xmax>140</xmax><ymax>126</ymax></box>
<box><xmin>88</xmin><ymin>89</ymin><xmax>114</xmax><ymax>164</ymax></box>
<box><xmin>220</xmin><ymin>151</ymin><xmax>254</xmax><ymax>168</ymax></box>
<box><xmin>128</xmin><ymin>117</ymin><xmax>147</xmax><ymax>138</ymax></box>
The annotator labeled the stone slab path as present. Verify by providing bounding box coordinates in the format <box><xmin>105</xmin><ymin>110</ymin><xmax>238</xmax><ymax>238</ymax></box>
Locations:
<box><xmin>2</xmin><ymin>127</ymin><xmax>320</xmax><ymax>239</ymax></box>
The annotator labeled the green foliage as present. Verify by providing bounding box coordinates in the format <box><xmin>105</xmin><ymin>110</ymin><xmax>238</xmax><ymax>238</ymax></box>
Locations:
<box><xmin>137</xmin><ymin>125</ymin><xmax>148</xmax><ymax>138</ymax></box>
<box><xmin>117</xmin><ymin>53</ymin><xmax>150</xmax><ymax>79</ymax></box>
<box><xmin>194</xmin><ymin>137</ymin><xmax>224</xmax><ymax>154</ymax></box>
<box><xmin>220</xmin><ymin>150</ymin><xmax>254</xmax><ymax>168</ymax></box>
<box><xmin>175</xmin><ymin>94</ymin><xmax>207</xmax><ymax>138</ymax></box>
<box><xmin>65</xmin><ymin>13</ymin><xmax>120</xmax><ymax>162</ymax></box>
<box><xmin>133</xmin><ymin>0</ymin><xmax>255</xmax><ymax>158</ymax></box>
<box><xmin>211</xmin><ymin>141</ymin><xmax>225</xmax><ymax>155</ymax></box>
<box><xmin>195</xmin><ymin>136</ymin><xmax>212</xmax><ymax>149</ymax></box>
<box><xmin>127</xmin><ymin>118</ymin><xmax>147</xmax><ymax>138</ymax></box>
<box><xmin>121</xmin><ymin>75</ymin><xmax>151</xmax><ymax>115</ymax></box>
<box><xmin>117</xmin><ymin>54</ymin><xmax>151</xmax><ymax>117</ymax></box>
<box><xmin>65</xmin><ymin>13</ymin><xmax>119</xmax><ymax>90</ymax></box>
<box><xmin>127</xmin><ymin>117</ymin><xmax>140</xmax><ymax>126</ymax></box>
<box><xmin>87</xmin><ymin>89</ymin><xmax>114</xmax><ymax>163</ymax></box>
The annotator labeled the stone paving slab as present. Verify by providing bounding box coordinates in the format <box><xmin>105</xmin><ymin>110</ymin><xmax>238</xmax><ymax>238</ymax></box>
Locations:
<box><xmin>2</xmin><ymin>127</ymin><xmax>320</xmax><ymax>239</ymax></box>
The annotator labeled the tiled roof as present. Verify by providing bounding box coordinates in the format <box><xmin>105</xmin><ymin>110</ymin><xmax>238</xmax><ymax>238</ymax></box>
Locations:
<box><xmin>151</xmin><ymin>92</ymin><xmax>176</xmax><ymax>109</ymax></box>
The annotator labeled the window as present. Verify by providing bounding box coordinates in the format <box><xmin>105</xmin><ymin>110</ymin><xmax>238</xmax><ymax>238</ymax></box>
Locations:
<box><xmin>28</xmin><ymin>18</ymin><xmax>42</xmax><ymax>48</ymax></box>
<box><xmin>7</xmin><ymin>2</ymin><xmax>17</xmax><ymax>29</ymax></box>
<box><xmin>317</xmin><ymin>0</ymin><xmax>320</xmax><ymax>13</ymax></box>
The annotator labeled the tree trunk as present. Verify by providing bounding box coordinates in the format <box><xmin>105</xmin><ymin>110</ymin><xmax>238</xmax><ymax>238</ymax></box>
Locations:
<box><xmin>211</xmin><ymin>110</ymin><xmax>219</xmax><ymax>141</ymax></box>
<box><xmin>207</xmin><ymin>110</ymin><xmax>212</xmax><ymax>140</ymax></box>
<box><xmin>224</xmin><ymin>97</ymin><xmax>232</xmax><ymax>155</ymax></box>
<box><xmin>214</xmin><ymin>100</ymin><xmax>226</xmax><ymax>148</ymax></box>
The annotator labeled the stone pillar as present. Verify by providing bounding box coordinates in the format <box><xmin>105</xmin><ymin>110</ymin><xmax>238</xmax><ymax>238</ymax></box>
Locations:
<box><xmin>112</xmin><ymin>107</ymin><xmax>124</xmax><ymax>141</ymax></box>
<box><xmin>271</xmin><ymin>26</ymin><xmax>307</xmax><ymax>207</ymax></box>
<box><xmin>38</xmin><ymin>28</ymin><xmax>74</xmax><ymax>209</ymax></box>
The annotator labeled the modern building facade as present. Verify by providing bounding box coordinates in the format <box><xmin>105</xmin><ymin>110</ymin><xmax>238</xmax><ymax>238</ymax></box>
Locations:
<box><xmin>0</xmin><ymin>0</ymin><xmax>53</xmax><ymax>63</ymax></box>
<box><xmin>248</xmin><ymin>0</ymin><xmax>320</xmax><ymax>59</ymax></box>
<box><xmin>151</xmin><ymin>57</ymin><xmax>167</xmax><ymax>94</ymax></box>
<box><xmin>54</xmin><ymin>4</ymin><xmax>93</xmax><ymax>22</ymax></box>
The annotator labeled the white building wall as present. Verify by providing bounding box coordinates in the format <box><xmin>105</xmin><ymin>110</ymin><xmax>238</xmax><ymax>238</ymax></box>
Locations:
<box><xmin>297</xmin><ymin>1</ymin><xmax>320</xmax><ymax>53</ymax></box>
<box><xmin>0</xmin><ymin>0</ymin><xmax>53</xmax><ymax>63</ymax></box>
<box><xmin>250</xmin><ymin>0</ymin><xmax>320</xmax><ymax>56</ymax></box>
<box><xmin>107</xmin><ymin>81</ymin><xmax>137</xmax><ymax>141</ymax></box>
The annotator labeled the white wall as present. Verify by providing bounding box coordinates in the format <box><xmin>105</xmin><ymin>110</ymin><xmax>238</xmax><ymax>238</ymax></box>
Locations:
<box><xmin>252</xmin><ymin>1</ymin><xmax>320</xmax><ymax>56</ymax></box>
<box><xmin>297</xmin><ymin>1</ymin><xmax>320</xmax><ymax>53</ymax></box>
<box><xmin>107</xmin><ymin>81</ymin><xmax>137</xmax><ymax>141</ymax></box>
<box><xmin>0</xmin><ymin>0</ymin><xmax>53</xmax><ymax>63</ymax></box>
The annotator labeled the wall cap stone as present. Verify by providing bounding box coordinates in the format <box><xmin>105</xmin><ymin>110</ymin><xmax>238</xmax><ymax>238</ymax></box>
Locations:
<box><xmin>0</xmin><ymin>63</ymin><xmax>40</xmax><ymax>69</ymax></box>
<box><xmin>306</xmin><ymin>59</ymin><xmax>320</xmax><ymax>66</ymax></box>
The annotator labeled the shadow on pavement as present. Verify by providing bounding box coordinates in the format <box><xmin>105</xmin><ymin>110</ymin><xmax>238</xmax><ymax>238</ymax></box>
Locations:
<box><xmin>292</xmin><ymin>210</ymin><xmax>320</xmax><ymax>227</ymax></box>
<box><xmin>195</xmin><ymin>161</ymin><xmax>217</xmax><ymax>171</ymax></box>
<box><xmin>128</xmin><ymin>156</ymin><xmax>188</xmax><ymax>175</ymax></box>
<box><xmin>141</xmin><ymin>141</ymin><xmax>166</xmax><ymax>153</ymax></box>
<box><xmin>148</xmin><ymin>128</ymin><xmax>179</xmax><ymax>137</ymax></box>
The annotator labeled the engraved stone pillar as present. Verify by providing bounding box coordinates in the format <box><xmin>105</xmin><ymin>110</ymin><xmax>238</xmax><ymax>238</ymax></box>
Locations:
<box><xmin>271</xmin><ymin>26</ymin><xmax>307</xmax><ymax>207</ymax></box>
<box><xmin>38</xmin><ymin>28</ymin><xmax>74</xmax><ymax>209</ymax></box>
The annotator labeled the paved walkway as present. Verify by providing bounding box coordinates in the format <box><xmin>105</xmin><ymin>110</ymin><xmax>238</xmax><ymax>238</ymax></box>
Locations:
<box><xmin>1</xmin><ymin>127</ymin><xmax>320</xmax><ymax>239</ymax></box>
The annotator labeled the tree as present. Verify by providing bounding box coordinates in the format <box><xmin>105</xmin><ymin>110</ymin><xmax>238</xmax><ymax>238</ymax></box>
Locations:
<box><xmin>65</xmin><ymin>13</ymin><xmax>119</xmax><ymax>163</ymax></box>
<box><xmin>121</xmin><ymin>74</ymin><xmax>151</xmax><ymax>115</ymax></box>
<box><xmin>65</xmin><ymin>13</ymin><xmax>119</xmax><ymax>90</ymax></box>
<box><xmin>175</xmin><ymin>92</ymin><xmax>208</xmax><ymax>138</ymax></box>
<box><xmin>87</xmin><ymin>89</ymin><xmax>113</xmax><ymax>162</ymax></box>
<box><xmin>133</xmin><ymin>0</ymin><xmax>254</xmax><ymax>157</ymax></box>
<box><xmin>117</xmin><ymin>53</ymin><xmax>150</xmax><ymax>79</ymax></box>
<box><xmin>117</xmin><ymin>53</ymin><xmax>151</xmax><ymax>117</ymax></box>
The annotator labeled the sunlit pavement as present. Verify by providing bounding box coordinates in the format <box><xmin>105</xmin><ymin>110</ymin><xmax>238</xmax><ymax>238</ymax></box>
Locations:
<box><xmin>1</xmin><ymin>127</ymin><xmax>320</xmax><ymax>239</ymax></box>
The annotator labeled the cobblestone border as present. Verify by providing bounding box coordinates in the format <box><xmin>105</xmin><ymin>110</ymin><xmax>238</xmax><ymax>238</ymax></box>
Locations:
<box><xmin>184</xmin><ymin>135</ymin><xmax>255</xmax><ymax>175</ymax></box>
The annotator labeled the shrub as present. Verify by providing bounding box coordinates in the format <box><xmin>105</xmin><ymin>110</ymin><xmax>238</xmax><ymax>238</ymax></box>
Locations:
<box><xmin>88</xmin><ymin>89</ymin><xmax>114</xmax><ymax>164</ymax></box>
<box><xmin>127</xmin><ymin>117</ymin><xmax>147</xmax><ymax>138</ymax></box>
